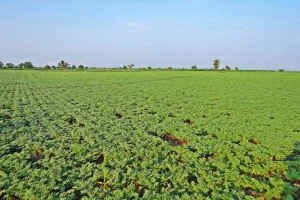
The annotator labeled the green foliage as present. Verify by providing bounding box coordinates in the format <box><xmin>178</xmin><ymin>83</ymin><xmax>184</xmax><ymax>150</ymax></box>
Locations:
<box><xmin>127</xmin><ymin>64</ymin><xmax>134</xmax><ymax>69</ymax></box>
<box><xmin>44</xmin><ymin>65</ymin><xmax>51</xmax><ymax>69</ymax></box>
<box><xmin>213</xmin><ymin>59</ymin><xmax>221</xmax><ymax>71</ymax></box>
<box><xmin>78</xmin><ymin>65</ymin><xmax>84</xmax><ymax>70</ymax></box>
<box><xmin>1</xmin><ymin>99</ymin><xmax>11</xmax><ymax>109</ymax></box>
<box><xmin>23</xmin><ymin>61</ymin><xmax>34</xmax><ymax>68</ymax></box>
<box><xmin>5</xmin><ymin>63</ymin><xmax>14</xmax><ymax>68</ymax></box>
<box><xmin>18</xmin><ymin>63</ymin><xmax>24</xmax><ymax>68</ymax></box>
<box><xmin>58</xmin><ymin>60</ymin><xmax>70</xmax><ymax>69</ymax></box>
<box><xmin>0</xmin><ymin>71</ymin><xmax>299</xmax><ymax>199</ymax></box>
<box><xmin>282</xmin><ymin>142</ymin><xmax>300</xmax><ymax>198</ymax></box>
<box><xmin>191</xmin><ymin>65</ymin><xmax>197</xmax><ymax>70</ymax></box>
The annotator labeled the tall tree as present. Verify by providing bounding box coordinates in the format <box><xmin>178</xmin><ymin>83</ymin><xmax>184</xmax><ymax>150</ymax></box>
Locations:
<box><xmin>6</xmin><ymin>63</ymin><xmax>14</xmax><ymax>68</ymax></box>
<box><xmin>0</xmin><ymin>61</ymin><xmax>3</xmax><ymax>68</ymax></box>
<box><xmin>225</xmin><ymin>66</ymin><xmax>231</xmax><ymax>70</ymax></box>
<box><xmin>127</xmin><ymin>64</ymin><xmax>134</xmax><ymax>69</ymax></box>
<box><xmin>191</xmin><ymin>65</ymin><xmax>197</xmax><ymax>70</ymax></box>
<box><xmin>18</xmin><ymin>63</ymin><xmax>24</xmax><ymax>68</ymax></box>
<box><xmin>78</xmin><ymin>65</ymin><xmax>84</xmax><ymax>70</ymax></box>
<box><xmin>44</xmin><ymin>65</ymin><xmax>51</xmax><ymax>69</ymax></box>
<box><xmin>213</xmin><ymin>59</ymin><xmax>221</xmax><ymax>71</ymax></box>
<box><xmin>52</xmin><ymin>65</ymin><xmax>56</xmax><ymax>69</ymax></box>
<box><xmin>71</xmin><ymin>65</ymin><xmax>76</xmax><ymax>69</ymax></box>
<box><xmin>58</xmin><ymin>60</ymin><xmax>69</xmax><ymax>69</ymax></box>
<box><xmin>24</xmin><ymin>61</ymin><xmax>34</xmax><ymax>68</ymax></box>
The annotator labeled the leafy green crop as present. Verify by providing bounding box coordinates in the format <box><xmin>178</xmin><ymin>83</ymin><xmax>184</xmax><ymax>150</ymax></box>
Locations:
<box><xmin>0</xmin><ymin>70</ymin><xmax>299</xmax><ymax>199</ymax></box>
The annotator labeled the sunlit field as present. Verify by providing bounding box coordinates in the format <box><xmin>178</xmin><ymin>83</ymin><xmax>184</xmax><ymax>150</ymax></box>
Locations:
<box><xmin>0</xmin><ymin>70</ymin><xmax>299</xmax><ymax>199</ymax></box>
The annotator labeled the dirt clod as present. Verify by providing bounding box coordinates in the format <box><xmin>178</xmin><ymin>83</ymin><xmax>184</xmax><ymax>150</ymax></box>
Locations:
<box><xmin>116</xmin><ymin>113</ymin><xmax>123</xmax><ymax>119</ymax></box>
<box><xmin>162</xmin><ymin>133</ymin><xmax>187</xmax><ymax>146</ymax></box>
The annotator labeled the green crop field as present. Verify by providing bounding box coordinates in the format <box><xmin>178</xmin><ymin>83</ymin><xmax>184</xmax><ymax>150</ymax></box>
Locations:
<box><xmin>0</xmin><ymin>70</ymin><xmax>299</xmax><ymax>199</ymax></box>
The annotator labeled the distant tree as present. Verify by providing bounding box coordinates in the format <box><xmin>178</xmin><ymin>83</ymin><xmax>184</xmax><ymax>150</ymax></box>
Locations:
<box><xmin>24</xmin><ymin>61</ymin><xmax>34</xmax><ymax>68</ymax></box>
<box><xmin>127</xmin><ymin>64</ymin><xmax>134</xmax><ymax>69</ymax></box>
<box><xmin>84</xmin><ymin>66</ymin><xmax>89</xmax><ymax>69</ymax></box>
<box><xmin>148</xmin><ymin>66</ymin><xmax>152</xmax><ymax>70</ymax></box>
<box><xmin>44</xmin><ymin>65</ymin><xmax>51</xmax><ymax>69</ymax></box>
<box><xmin>0</xmin><ymin>61</ymin><xmax>3</xmax><ymax>68</ymax></box>
<box><xmin>158</xmin><ymin>67</ymin><xmax>161</xmax><ymax>70</ymax></box>
<box><xmin>122</xmin><ymin>65</ymin><xmax>127</xmax><ymax>69</ymax></box>
<box><xmin>191</xmin><ymin>65</ymin><xmax>197</xmax><ymax>70</ymax></box>
<box><xmin>279</xmin><ymin>69</ymin><xmax>284</xmax><ymax>72</ymax></box>
<box><xmin>213</xmin><ymin>59</ymin><xmax>221</xmax><ymax>71</ymax></box>
<box><xmin>6</xmin><ymin>63</ymin><xmax>14</xmax><ymax>68</ymax></box>
<box><xmin>18</xmin><ymin>63</ymin><xmax>24</xmax><ymax>68</ymax></box>
<box><xmin>58</xmin><ymin>60</ymin><xmax>69</xmax><ymax>69</ymax></box>
<box><xmin>78</xmin><ymin>65</ymin><xmax>84</xmax><ymax>70</ymax></box>
<box><xmin>235</xmin><ymin>67</ymin><xmax>238</xmax><ymax>70</ymax></box>
<box><xmin>71</xmin><ymin>65</ymin><xmax>76</xmax><ymax>69</ymax></box>
<box><xmin>52</xmin><ymin>65</ymin><xmax>56</xmax><ymax>69</ymax></box>
<box><xmin>225</xmin><ymin>66</ymin><xmax>231</xmax><ymax>70</ymax></box>
<box><xmin>168</xmin><ymin>66</ymin><xmax>172</xmax><ymax>70</ymax></box>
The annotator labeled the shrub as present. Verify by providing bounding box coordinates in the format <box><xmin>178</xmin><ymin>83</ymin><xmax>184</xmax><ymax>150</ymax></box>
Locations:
<box><xmin>225</xmin><ymin>66</ymin><xmax>231</xmax><ymax>70</ymax></box>
<box><xmin>24</xmin><ymin>61</ymin><xmax>34</xmax><ymax>68</ymax></box>
<box><xmin>44</xmin><ymin>65</ymin><xmax>51</xmax><ymax>69</ymax></box>
<box><xmin>78</xmin><ymin>65</ymin><xmax>84</xmax><ymax>70</ymax></box>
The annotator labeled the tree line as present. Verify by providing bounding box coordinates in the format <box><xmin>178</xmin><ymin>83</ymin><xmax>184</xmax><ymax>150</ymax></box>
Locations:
<box><xmin>0</xmin><ymin>61</ymin><xmax>34</xmax><ymax>69</ymax></box>
<box><xmin>0</xmin><ymin>59</ymin><xmax>241</xmax><ymax>71</ymax></box>
<box><xmin>0</xmin><ymin>60</ymin><xmax>88</xmax><ymax>70</ymax></box>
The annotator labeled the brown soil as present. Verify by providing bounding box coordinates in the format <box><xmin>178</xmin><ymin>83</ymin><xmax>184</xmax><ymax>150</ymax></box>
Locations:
<box><xmin>94</xmin><ymin>154</ymin><xmax>104</xmax><ymax>164</ymax></box>
<box><xmin>162</xmin><ymin>134</ymin><xmax>187</xmax><ymax>146</ymax></box>
<box><xmin>184</xmin><ymin>119</ymin><xmax>195</xmax><ymax>125</ymax></box>
<box><xmin>249</xmin><ymin>139</ymin><xmax>260</xmax><ymax>145</ymax></box>
<box><xmin>116</xmin><ymin>113</ymin><xmax>123</xmax><ymax>119</ymax></box>
<box><xmin>134</xmin><ymin>180</ymin><xmax>148</xmax><ymax>197</ymax></box>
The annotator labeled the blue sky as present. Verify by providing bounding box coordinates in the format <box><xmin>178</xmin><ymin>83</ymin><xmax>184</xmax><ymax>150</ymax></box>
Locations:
<box><xmin>0</xmin><ymin>0</ymin><xmax>299</xmax><ymax>70</ymax></box>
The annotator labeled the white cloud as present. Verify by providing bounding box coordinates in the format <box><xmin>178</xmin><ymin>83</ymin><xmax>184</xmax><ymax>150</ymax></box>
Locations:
<box><xmin>125</xmin><ymin>22</ymin><xmax>152</xmax><ymax>29</ymax></box>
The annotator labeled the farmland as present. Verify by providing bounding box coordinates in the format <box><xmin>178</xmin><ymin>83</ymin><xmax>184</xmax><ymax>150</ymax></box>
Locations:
<box><xmin>0</xmin><ymin>70</ymin><xmax>299</xmax><ymax>199</ymax></box>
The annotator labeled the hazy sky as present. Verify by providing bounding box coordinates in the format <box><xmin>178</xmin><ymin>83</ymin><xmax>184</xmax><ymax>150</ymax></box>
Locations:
<box><xmin>0</xmin><ymin>0</ymin><xmax>299</xmax><ymax>70</ymax></box>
